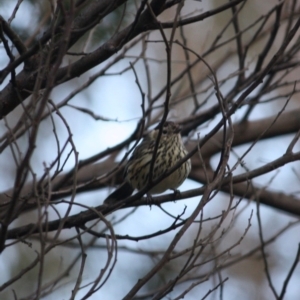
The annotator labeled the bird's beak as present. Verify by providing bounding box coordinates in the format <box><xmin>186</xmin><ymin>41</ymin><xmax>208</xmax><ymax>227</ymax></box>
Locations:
<box><xmin>174</xmin><ymin>123</ymin><xmax>181</xmax><ymax>133</ymax></box>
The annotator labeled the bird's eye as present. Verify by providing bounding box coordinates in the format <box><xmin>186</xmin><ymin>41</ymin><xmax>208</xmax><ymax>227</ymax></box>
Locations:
<box><xmin>162</xmin><ymin>130</ymin><xmax>167</xmax><ymax>134</ymax></box>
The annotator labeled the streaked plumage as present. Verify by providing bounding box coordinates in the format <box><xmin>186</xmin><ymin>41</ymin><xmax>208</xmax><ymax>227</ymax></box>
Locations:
<box><xmin>104</xmin><ymin>121</ymin><xmax>191</xmax><ymax>204</ymax></box>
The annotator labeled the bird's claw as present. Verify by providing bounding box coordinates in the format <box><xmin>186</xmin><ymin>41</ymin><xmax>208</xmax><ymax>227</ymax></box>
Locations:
<box><xmin>146</xmin><ymin>193</ymin><xmax>154</xmax><ymax>209</ymax></box>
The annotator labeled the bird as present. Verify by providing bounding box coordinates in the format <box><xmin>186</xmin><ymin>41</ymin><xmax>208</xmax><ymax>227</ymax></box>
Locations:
<box><xmin>104</xmin><ymin>121</ymin><xmax>191</xmax><ymax>205</ymax></box>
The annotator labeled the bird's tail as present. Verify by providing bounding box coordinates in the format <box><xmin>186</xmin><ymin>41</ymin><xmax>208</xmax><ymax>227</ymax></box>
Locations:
<box><xmin>104</xmin><ymin>182</ymin><xmax>134</xmax><ymax>205</ymax></box>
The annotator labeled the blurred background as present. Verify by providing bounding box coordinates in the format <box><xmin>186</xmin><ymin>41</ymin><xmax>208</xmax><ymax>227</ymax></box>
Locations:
<box><xmin>0</xmin><ymin>0</ymin><xmax>300</xmax><ymax>299</ymax></box>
